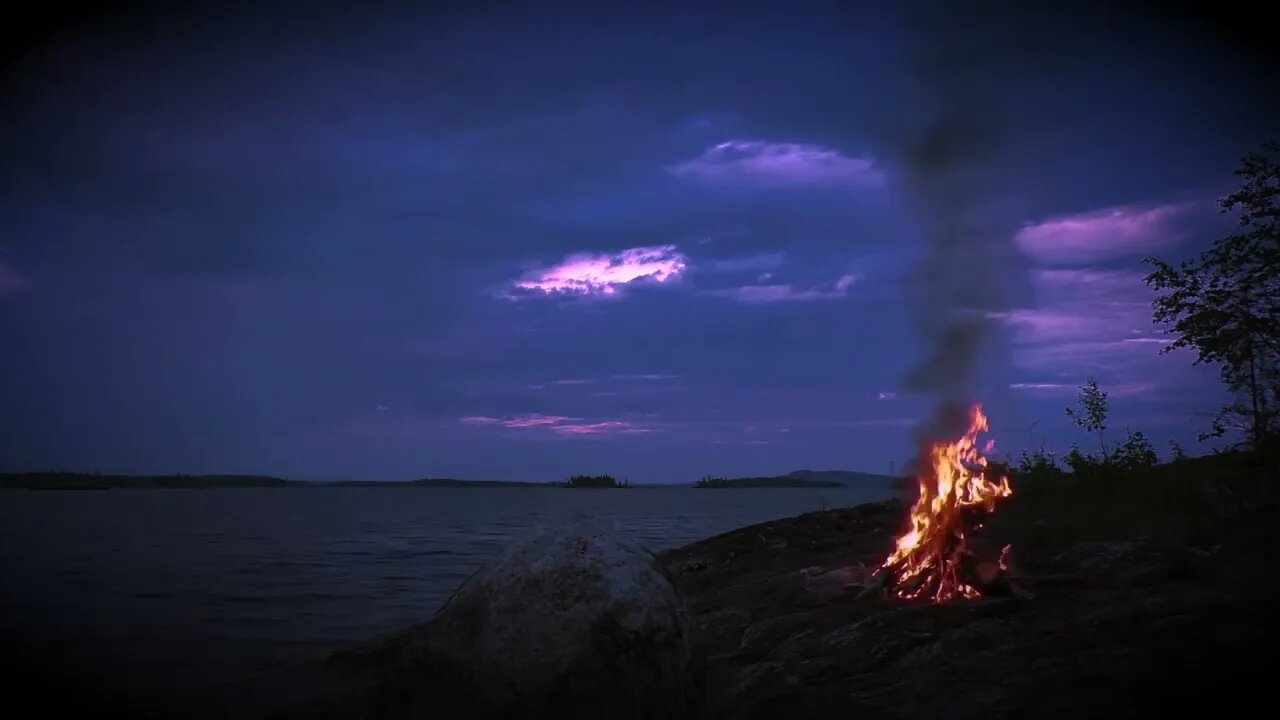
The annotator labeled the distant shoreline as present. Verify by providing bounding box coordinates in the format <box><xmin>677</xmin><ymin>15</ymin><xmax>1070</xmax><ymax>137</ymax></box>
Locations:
<box><xmin>0</xmin><ymin>470</ymin><xmax>901</xmax><ymax>490</ymax></box>
<box><xmin>694</xmin><ymin>478</ymin><xmax>845</xmax><ymax>488</ymax></box>
<box><xmin>694</xmin><ymin>470</ymin><xmax>903</xmax><ymax>489</ymax></box>
<box><xmin>0</xmin><ymin>473</ymin><xmax>552</xmax><ymax>490</ymax></box>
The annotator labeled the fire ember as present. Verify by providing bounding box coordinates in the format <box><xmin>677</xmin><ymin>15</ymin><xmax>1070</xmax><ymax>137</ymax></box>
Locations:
<box><xmin>877</xmin><ymin>403</ymin><xmax>1013</xmax><ymax>602</ymax></box>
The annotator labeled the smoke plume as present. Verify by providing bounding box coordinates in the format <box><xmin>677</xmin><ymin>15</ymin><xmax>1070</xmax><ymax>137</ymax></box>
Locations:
<box><xmin>894</xmin><ymin>2</ymin><xmax>1036</xmax><ymax>472</ymax></box>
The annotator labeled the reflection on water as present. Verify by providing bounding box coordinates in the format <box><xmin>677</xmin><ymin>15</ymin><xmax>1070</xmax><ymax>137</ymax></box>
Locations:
<box><xmin>0</xmin><ymin>485</ymin><xmax>890</xmax><ymax>689</ymax></box>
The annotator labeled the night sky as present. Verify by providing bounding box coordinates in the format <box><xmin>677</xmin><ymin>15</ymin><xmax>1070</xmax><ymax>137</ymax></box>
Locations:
<box><xmin>2</xmin><ymin>1</ymin><xmax>1275</xmax><ymax>482</ymax></box>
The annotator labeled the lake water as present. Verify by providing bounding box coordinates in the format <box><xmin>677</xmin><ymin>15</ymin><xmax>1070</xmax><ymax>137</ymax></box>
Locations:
<box><xmin>0</xmin><ymin>485</ymin><xmax>892</xmax><ymax>702</ymax></box>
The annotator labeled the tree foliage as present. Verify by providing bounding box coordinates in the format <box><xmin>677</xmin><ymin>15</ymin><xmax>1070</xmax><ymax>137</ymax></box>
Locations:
<box><xmin>1111</xmin><ymin>431</ymin><xmax>1159</xmax><ymax>472</ymax></box>
<box><xmin>1057</xmin><ymin>378</ymin><xmax>1160</xmax><ymax>477</ymax></box>
<box><xmin>1145</xmin><ymin>142</ymin><xmax>1280</xmax><ymax>449</ymax></box>
<box><xmin>1016</xmin><ymin>445</ymin><xmax>1061</xmax><ymax>480</ymax></box>
<box><xmin>1066</xmin><ymin>377</ymin><xmax>1110</xmax><ymax>458</ymax></box>
<box><xmin>564</xmin><ymin>474</ymin><xmax>627</xmax><ymax>488</ymax></box>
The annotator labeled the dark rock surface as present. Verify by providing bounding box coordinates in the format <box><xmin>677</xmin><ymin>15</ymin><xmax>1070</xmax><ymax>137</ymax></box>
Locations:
<box><xmin>656</xmin><ymin>499</ymin><xmax>1277</xmax><ymax>719</ymax></box>
<box><xmin>199</xmin><ymin>498</ymin><xmax>1276</xmax><ymax>719</ymax></box>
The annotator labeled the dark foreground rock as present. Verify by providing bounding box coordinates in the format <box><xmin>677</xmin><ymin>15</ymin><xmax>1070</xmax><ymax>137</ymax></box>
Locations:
<box><xmin>658</xmin><ymin>499</ymin><xmax>1278</xmax><ymax>719</ymax></box>
<box><xmin>202</xmin><ymin>499</ymin><xmax>1276</xmax><ymax>719</ymax></box>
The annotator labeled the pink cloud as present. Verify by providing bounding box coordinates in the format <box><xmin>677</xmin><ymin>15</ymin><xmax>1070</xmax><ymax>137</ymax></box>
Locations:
<box><xmin>1122</xmin><ymin>337</ymin><xmax>1174</xmax><ymax>345</ymax></box>
<box><xmin>711</xmin><ymin>273</ymin><xmax>861</xmax><ymax>303</ymax></box>
<box><xmin>1009</xmin><ymin>382</ymin><xmax>1070</xmax><ymax>391</ymax></box>
<box><xmin>551</xmin><ymin>421</ymin><xmax>650</xmax><ymax>436</ymax></box>
<box><xmin>460</xmin><ymin>414</ymin><xmax>570</xmax><ymax>428</ymax></box>
<box><xmin>669</xmin><ymin>140</ymin><xmax>882</xmax><ymax>186</ymax></box>
<box><xmin>1014</xmin><ymin>201</ymin><xmax>1198</xmax><ymax>265</ymax></box>
<box><xmin>508</xmin><ymin>245</ymin><xmax>688</xmax><ymax>299</ymax></box>
<box><xmin>459</xmin><ymin>414</ymin><xmax>650</xmax><ymax>437</ymax></box>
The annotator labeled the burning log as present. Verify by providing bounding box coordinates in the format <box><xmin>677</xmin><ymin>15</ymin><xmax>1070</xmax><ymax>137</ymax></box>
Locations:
<box><xmin>873</xmin><ymin>404</ymin><xmax>1015</xmax><ymax>603</ymax></box>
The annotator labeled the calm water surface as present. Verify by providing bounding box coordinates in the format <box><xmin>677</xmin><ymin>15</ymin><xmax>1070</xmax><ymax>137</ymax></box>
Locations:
<box><xmin>0</xmin><ymin>485</ymin><xmax>891</xmax><ymax>692</ymax></box>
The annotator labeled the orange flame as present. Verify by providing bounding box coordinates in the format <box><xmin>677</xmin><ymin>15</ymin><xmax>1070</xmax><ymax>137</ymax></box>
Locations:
<box><xmin>880</xmin><ymin>403</ymin><xmax>1012</xmax><ymax>602</ymax></box>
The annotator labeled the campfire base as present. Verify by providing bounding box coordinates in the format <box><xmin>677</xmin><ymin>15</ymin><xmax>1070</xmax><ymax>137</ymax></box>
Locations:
<box><xmin>860</xmin><ymin>551</ymin><xmax>1018</xmax><ymax>603</ymax></box>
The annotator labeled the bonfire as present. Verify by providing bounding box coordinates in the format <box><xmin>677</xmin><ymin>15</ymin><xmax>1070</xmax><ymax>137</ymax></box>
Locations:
<box><xmin>877</xmin><ymin>403</ymin><xmax>1013</xmax><ymax>602</ymax></box>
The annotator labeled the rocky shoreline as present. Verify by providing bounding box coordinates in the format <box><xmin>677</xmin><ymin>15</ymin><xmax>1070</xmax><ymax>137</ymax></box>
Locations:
<box><xmin>658</xmin><ymin>499</ymin><xmax>1273</xmax><ymax>718</ymax></box>
<box><xmin>183</xmin><ymin>496</ymin><xmax>1276</xmax><ymax>719</ymax></box>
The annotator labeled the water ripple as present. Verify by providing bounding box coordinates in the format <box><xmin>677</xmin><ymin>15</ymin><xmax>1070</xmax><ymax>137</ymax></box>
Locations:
<box><xmin>1</xmin><ymin>485</ymin><xmax>891</xmax><ymax>679</ymax></box>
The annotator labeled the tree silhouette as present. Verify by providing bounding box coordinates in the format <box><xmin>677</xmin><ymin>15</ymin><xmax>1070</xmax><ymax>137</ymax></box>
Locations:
<box><xmin>564</xmin><ymin>474</ymin><xmax>624</xmax><ymax>488</ymax></box>
<box><xmin>1066</xmin><ymin>377</ymin><xmax>1110</xmax><ymax>459</ymax></box>
<box><xmin>1145</xmin><ymin>142</ymin><xmax>1280</xmax><ymax>450</ymax></box>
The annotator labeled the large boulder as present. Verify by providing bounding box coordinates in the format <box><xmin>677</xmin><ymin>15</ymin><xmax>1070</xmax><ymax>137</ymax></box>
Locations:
<box><xmin>425</xmin><ymin>518</ymin><xmax>698</xmax><ymax>718</ymax></box>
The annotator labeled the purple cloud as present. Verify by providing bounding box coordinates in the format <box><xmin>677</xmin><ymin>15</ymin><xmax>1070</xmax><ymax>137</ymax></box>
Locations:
<box><xmin>1014</xmin><ymin>201</ymin><xmax>1199</xmax><ymax>265</ymax></box>
<box><xmin>612</xmin><ymin>373</ymin><xmax>682</xmax><ymax>381</ymax></box>
<box><xmin>460</xmin><ymin>414</ymin><xmax>571</xmax><ymax>428</ymax></box>
<box><xmin>989</xmin><ymin>270</ymin><xmax>1154</xmax><ymax>344</ymax></box>
<box><xmin>710</xmin><ymin>272</ymin><xmax>860</xmax><ymax>303</ymax></box>
<box><xmin>551</xmin><ymin>421</ymin><xmax>650</xmax><ymax>436</ymax></box>
<box><xmin>994</xmin><ymin>268</ymin><xmax>1214</xmax><ymax>398</ymax></box>
<box><xmin>506</xmin><ymin>245</ymin><xmax>688</xmax><ymax>299</ymax></box>
<box><xmin>1008</xmin><ymin>382</ymin><xmax>1070</xmax><ymax>392</ymax></box>
<box><xmin>668</xmin><ymin>140</ymin><xmax>881</xmax><ymax>186</ymax></box>
<box><xmin>459</xmin><ymin>413</ymin><xmax>650</xmax><ymax>437</ymax></box>
<box><xmin>877</xmin><ymin>391</ymin><xmax>897</xmax><ymax>400</ymax></box>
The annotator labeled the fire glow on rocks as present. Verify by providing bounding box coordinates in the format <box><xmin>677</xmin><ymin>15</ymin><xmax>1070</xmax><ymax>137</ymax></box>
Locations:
<box><xmin>878</xmin><ymin>403</ymin><xmax>1013</xmax><ymax>602</ymax></box>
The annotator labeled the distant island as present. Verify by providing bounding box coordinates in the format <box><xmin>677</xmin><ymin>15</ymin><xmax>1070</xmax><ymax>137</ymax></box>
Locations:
<box><xmin>694</xmin><ymin>469</ymin><xmax>901</xmax><ymax>489</ymax></box>
<box><xmin>562</xmin><ymin>474</ymin><xmax>631</xmax><ymax>489</ymax></box>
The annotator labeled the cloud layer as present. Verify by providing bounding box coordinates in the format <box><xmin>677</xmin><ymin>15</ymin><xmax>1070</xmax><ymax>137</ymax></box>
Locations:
<box><xmin>2</xmin><ymin>2</ymin><xmax>1266</xmax><ymax>480</ymax></box>
<box><xmin>460</xmin><ymin>414</ymin><xmax>651</xmax><ymax>436</ymax></box>
<box><xmin>669</xmin><ymin>140</ymin><xmax>881</xmax><ymax>187</ymax></box>
<box><xmin>708</xmin><ymin>272</ymin><xmax>860</xmax><ymax>303</ymax></box>
<box><xmin>997</xmin><ymin>252</ymin><xmax>1216</xmax><ymax>406</ymax></box>
<box><xmin>1015</xmin><ymin>201</ymin><xmax>1198</xmax><ymax>265</ymax></box>
<box><xmin>507</xmin><ymin>245</ymin><xmax>688</xmax><ymax>299</ymax></box>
